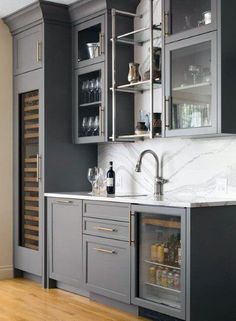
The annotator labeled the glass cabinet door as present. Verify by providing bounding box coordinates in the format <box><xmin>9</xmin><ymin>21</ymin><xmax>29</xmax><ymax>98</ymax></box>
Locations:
<box><xmin>74</xmin><ymin>63</ymin><xmax>105</xmax><ymax>144</ymax></box>
<box><xmin>74</xmin><ymin>15</ymin><xmax>105</xmax><ymax>69</ymax></box>
<box><xmin>164</xmin><ymin>0</ymin><xmax>217</xmax><ymax>42</ymax></box>
<box><xmin>165</xmin><ymin>33</ymin><xmax>217</xmax><ymax>137</ymax></box>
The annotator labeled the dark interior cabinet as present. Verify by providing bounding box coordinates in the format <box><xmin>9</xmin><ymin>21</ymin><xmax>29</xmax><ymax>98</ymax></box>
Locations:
<box><xmin>70</xmin><ymin>0</ymin><xmax>138</xmax><ymax>144</ymax></box>
<box><xmin>4</xmin><ymin>1</ymin><xmax>97</xmax><ymax>283</ymax></box>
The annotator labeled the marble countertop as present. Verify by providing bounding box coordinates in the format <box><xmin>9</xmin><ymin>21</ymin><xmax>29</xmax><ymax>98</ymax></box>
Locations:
<box><xmin>44</xmin><ymin>192</ymin><xmax>236</xmax><ymax>208</ymax></box>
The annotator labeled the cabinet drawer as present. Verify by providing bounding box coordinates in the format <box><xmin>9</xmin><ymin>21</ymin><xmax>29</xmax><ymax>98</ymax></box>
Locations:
<box><xmin>83</xmin><ymin>235</ymin><xmax>130</xmax><ymax>303</ymax></box>
<box><xmin>83</xmin><ymin>201</ymin><xmax>130</xmax><ymax>222</ymax></box>
<box><xmin>83</xmin><ymin>217</ymin><xmax>129</xmax><ymax>241</ymax></box>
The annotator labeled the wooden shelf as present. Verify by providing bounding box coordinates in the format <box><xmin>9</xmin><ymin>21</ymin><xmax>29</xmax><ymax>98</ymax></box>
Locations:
<box><xmin>24</xmin><ymin>105</ymin><xmax>39</xmax><ymax>112</ymax></box>
<box><xmin>24</xmin><ymin>133</ymin><xmax>39</xmax><ymax>139</ymax></box>
<box><xmin>24</xmin><ymin>177</ymin><xmax>38</xmax><ymax>182</ymax></box>
<box><xmin>144</xmin><ymin>260</ymin><xmax>181</xmax><ymax>271</ymax></box>
<box><xmin>25</xmin><ymin>158</ymin><xmax>37</xmax><ymax>164</ymax></box>
<box><xmin>24</xmin><ymin>168</ymin><xmax>37</xmax><ymax>173</ymax></box>
<box><xmin>24</xmin><ymin>196</ymin><xmax>39</xmax><ymax>202</ymax></box>
<box><xmin>24</xmin><ymin>243</ymin><xmax>38</xmax><ymax>251</ymax></box>
<box><xmin>24</xmin><ymin>225</ymin><xmax>39</xmax><ymax>232</ymax></box>
<box><xmin>25</xmin><ymin>234</ymin><xmax>39</xmax><ymax>241</ymax></box>
<box><xmin>24</xmin><ymin>187</ymin><xmax>39</xmax><ymax>192</ymax></box>
<box><xmin>143</xmin><ymin>218</ymin><xmax>181</xmax><ymax>229</ymax></box>
<box><xmin>24</xmin><ymin>95</ymin><xmax>38</xmax><ymax>103</ymax></box>
<box><xmin>25</xmin><ymin>206</ymin><xmax>39</xmax><ymax>212</ymax></box>
<box><xmin>24</xmin><ymin>114</ymin><xmax>39</xmax><ymax>121</ymax></box>
<box><xmin>24</xmin><ymin>215</ymin><xmax>39</xmax><ymax>222</ymax></box>
<box><xmin>25</xmin><ymin>124</ymin><xmax>39</xmax><ymax>130</ymax></box>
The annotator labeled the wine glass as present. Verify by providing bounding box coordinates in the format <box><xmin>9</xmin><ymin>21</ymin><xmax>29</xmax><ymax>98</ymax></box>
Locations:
<box><xmin>89</xmin><ymin>79</ymin><xmax>95</xmax><ymax>102</ymax></box>
<box><xmin>93</xmin><ymin>116</ymin><xmax>99</xmax><ymax>136</ymax></box>
<box><xmin>98</xmin><ymin>77</ymin><xmax>102</xmax><ymax>101</ymax></box>
<box><xmin>85</xmin><ymin>80</ymin><xmax>90</xmax><ymax>103</ymax></box>
<box><xmin>87</xmin><ymin>167</ymin><xmax>98</xmax><ymax>195</ymax></box>
<box><xmin>81</xmin><ymin>81</ymin><xmax>86</xmax><ymax>104</ymax></box>
<box><xmin>87</xmin><ymin>116</ymin><xmax>95</xmax><ymax>136</ymax></box>
<box><xmin>81</xmin><ymin>117</ymin><xmax>88</xmax><ymax>136</ymax></box>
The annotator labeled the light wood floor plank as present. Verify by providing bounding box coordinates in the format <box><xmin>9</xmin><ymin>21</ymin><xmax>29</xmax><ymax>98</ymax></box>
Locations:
<box><xmin>0</xmin><ymin>279</ymin><xmax>148</xmax><ymax>321</ymax></box>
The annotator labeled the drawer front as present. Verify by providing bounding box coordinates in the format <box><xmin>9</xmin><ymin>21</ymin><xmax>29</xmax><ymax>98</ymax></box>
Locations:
<box><xmin>83</xmin><ymin>217</ymin><xmax>129</xmax><ymax>241</ymax></box>
<box><xmin>83</xmin><ymin>201</ymin><xmax>130</xmax><ymax>222</ymax></box>
<box><xmin>83</xmin><ymin>235</ymin><xmax>130</xmax><ymax>303</ymax></box>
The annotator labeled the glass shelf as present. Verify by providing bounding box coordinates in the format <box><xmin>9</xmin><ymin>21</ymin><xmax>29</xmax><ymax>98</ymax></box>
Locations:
<box><xmin>109</xmin><ymin>133</ymin><xmax>161</xmax><ymax>141</ymax></box>
<box><xmin>79</xmin><ymin>101</ymin><xmax>102</xmax><ymax>108</ymax></box>
<box><xmin>144</xmin><ymin>260</ymin><xmax>181</xmax><ymax>271</ymax></box>
<box><xmin>111</xmin><ymin>80</ymin><xmax>161</xmax><ymax>93</ymax></box>
<box><xmin>144</xmin><ymin>282</ymin><xmax>181</xmax><ymax>294</ymax></box>
<box><xmin>113</xmin><ymin>24</ymin><xmax>162</xmax><ymax>46</ymax></box>
<box><xmin>172</xmin><ymin>82</ymin><xmax>211</xmax><ymax>95</ymax></box>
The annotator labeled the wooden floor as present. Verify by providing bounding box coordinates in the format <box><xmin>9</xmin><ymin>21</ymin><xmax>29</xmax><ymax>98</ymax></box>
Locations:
<box><xmin>0</xmin><ymin>279</ymin><xmax>148</xmax><ymax>321</ymax></box>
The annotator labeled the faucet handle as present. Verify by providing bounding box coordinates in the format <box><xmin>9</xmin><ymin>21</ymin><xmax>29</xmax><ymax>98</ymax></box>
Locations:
<box><xmin>156</xmin><ymin>177</ymin><xmax>168</xmax><ymax>185</ymax></box>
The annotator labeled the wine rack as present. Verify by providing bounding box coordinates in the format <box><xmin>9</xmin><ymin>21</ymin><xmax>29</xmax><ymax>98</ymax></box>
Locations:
<box><xmin>20</xmin><ymin>90</ymin><xmax>40</xmax><ymax>251</ymax></box>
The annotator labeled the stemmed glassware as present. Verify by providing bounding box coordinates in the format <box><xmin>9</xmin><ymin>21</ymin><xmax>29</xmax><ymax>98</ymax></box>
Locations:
<box><xmin>81</xmin><ymin>117</ymin><xmax>88</xmax><ymax>136</ymax></box>
<box><xmin>93</xmin><ymin>116</ymin><xmax>99</xmax><ymax>136</ymax></box>
<box><xmin>87</xmin><ymin>167</ymin><xmax>99</xmax><ymax>195</ymax></box>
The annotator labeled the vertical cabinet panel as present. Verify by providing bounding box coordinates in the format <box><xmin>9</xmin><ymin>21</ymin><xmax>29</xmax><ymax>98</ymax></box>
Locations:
<box><xmin>165</xmin><ymin>32</ymin><xmax>217</xmax><ymax>137</ymax></box>
<box><xmin>14</xmin><ymin>24</ymin><xmax>43</xmax><ymax>75</ymax></box>
<box><xmin>74</xmin><ymin>63</ymin><xmax>106</xmax><ymax>143</ymax></box>
<box><xmin>48</xmin><ymin>199</ymin><xmax>83</xmax><ymax>287</ymax></box>
<box><xmin>164</xmin><ymin>0</ymin><xmax>217</xmax><ymax>43</ymax></box>
<box><xmin>14</xmin><ymin>69</ymin><xmax>43</xmax><ymax>276</ymax></box>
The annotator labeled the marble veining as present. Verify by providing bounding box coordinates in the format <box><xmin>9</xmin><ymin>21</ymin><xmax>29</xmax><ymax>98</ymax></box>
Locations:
<box><xmin>98</xmin><ymin>136</ymin><xmax>236</xmax><ymax>198</ymax></box>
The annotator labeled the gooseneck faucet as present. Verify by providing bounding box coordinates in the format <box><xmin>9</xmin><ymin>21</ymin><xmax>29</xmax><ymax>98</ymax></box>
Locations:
<box><xmin>135</xmin><ymin>150</ymin><xmax>168</xmax><ymax>196</ymax></box>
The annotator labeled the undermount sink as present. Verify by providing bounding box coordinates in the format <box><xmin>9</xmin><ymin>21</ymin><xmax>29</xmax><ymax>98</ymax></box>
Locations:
<box><xmin>115</xmin><ymin>194</ymin><xmax>148</xmax><ymax>198</ymax></box>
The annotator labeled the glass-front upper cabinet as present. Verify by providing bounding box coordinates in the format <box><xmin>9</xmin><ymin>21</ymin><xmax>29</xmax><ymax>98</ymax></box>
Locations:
<box><xmin>74</xmin><ymin>63</ymin><xmax>105</xmax><ymax>144</ymax></box>
<box><xmin>164</xmin><ymin>0</ymin><xmax>217</xmax><ymax>43</ymax></box>
<box><xmin>131</xmin><ymin>206</ymin><xmax>186</xmax><ymax>320</ymax></box>
<box><xmin>74</xmin><ymin>15</ymin><xmax>105</xmax><ymax>69</ymax></box>
<box><xmin>165</xmin><ymin>32</ymin><xmax>217</xmax><ymax>137</ymax></box>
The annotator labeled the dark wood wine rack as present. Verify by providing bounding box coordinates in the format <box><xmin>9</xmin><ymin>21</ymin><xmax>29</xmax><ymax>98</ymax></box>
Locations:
<box><xmin>20</xmin><ymin>90</ymin><xmax>39</xmax><ymax>251</ymax></box>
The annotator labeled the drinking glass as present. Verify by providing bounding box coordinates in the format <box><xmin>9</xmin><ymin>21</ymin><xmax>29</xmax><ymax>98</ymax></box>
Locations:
<box><xmin>87</xmin><ymin>167</ymin><xmax>98</xmax><ymax>195</ymax></box>
<box><xmin>81</xmin><ymin>117</ymin><xmax>88</xmax><ymax>136</ymax></box>
<box><xmin>81</xmin><ymin>81</ymin><xmax>86</xmax><ymax>104</ymax></box>
<box><xmin>87</xmin><ymin>116</ymin><xmax>95</xmax><ymax>136</ymax></box>
<box><xmin>89</xmin><ymin>79</ymin><xmax>95</xmax><ymax>102</ymax></box>
<box><xmin>93</xmin><ymin>116</ymin><xmax>99</xmax><ymax>136</ymax></box>
<box><xmin>85</xmin><ymin>80</ymin><xmax>90</xmax><ymax>103</ymax></box>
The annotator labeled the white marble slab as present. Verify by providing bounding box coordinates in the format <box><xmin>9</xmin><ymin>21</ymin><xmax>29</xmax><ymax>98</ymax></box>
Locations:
<box><xmin>45</xmin><ymin>192</ymin><xmax>236</xmax><ymax>208</ymax></box>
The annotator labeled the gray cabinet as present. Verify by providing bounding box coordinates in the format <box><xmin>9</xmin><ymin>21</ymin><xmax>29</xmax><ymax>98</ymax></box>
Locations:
<box><xmin>4</xmin><ymin>1</ymin><xmax>97</xmax><ymax>283</ymax></box>
<box><xmin>164</xmin><ymin>32</ymin><xmax>217</xmax><ymax>137</ymax></box>
<box><xmin>83</xmin><ymin>235</ymin><xmax>130</xmax><ymax>303</ymax></box>
<box><xmin>48</xmin><ymin>199</ymin><xmax>83</xmax><ymax>287</ymax></box>
<box><xmin>163</xmin><ymin>0</ymin><xmax>217</xmax><ymax>43</ymax></box>
<box><xmin>13</xmin><ymin>24</ymin><xmax>43</xmax><ymax>75</ymax></box>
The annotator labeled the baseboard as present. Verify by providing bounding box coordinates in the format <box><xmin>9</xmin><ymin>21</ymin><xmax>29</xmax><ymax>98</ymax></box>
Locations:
<box><xmin>0</xmin><ymin>265</ymin><xmax>13</xmax><ymax>280</ymax></box>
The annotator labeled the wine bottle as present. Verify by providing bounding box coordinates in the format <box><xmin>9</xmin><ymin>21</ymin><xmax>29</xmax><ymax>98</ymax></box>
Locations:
<box><xmin>106</xmin><ymin>161</ymin><xmax>115</xmax><ymax>194</ymax></box>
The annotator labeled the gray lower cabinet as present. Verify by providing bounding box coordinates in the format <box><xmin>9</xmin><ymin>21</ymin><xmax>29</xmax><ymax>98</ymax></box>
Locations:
<box><xmin>83</xmin><ymin>235</ymin><xmax>130</xmax><ymax>304</ymax></box>
<box><xmin>48</xmin><ymin>198</ymin><xmax>83</xmax><ymax>288</ymax></box>
<box><xmin>13</xmin><ymin>24</ymin><xmax>43</xmax><ymax>75</ymax></box>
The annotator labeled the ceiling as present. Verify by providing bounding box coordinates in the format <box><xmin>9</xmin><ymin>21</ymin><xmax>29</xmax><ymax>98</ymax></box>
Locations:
<box><xmin>0</xmin><ymin>0</ymin><xmax>77</xmax><ymax>18</ymax></box>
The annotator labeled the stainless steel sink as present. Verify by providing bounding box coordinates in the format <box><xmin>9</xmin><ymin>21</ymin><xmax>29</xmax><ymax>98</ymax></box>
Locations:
<box><xmin>115</xmin><ymin>194</ymin><xmax>148</xmax><ymax>198</ymax></box>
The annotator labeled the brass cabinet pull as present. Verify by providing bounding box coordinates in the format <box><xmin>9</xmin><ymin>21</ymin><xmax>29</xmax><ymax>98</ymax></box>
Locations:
<box><xmin>95</xmin><ymin>227</ymin><xmax>116</xmax><ymax>232</ymax></box>
<box><xmin>36</xmin><ymin>154</ymin><xmax>41</xmax><ymax>182</ymax></box>
<box><xmin>37</xmin><ymin>41</ymin><xmax>42</xmax><ymax>62</ymax></box>
<box><xmin>94</xmin><ymin>248</ymin><xmax>116</xmax><ymax>255</ymax></box>
<box><xmin>99</xmin><ymin>33</ymin><xmax>105</xmax><ymax>55</ymax></box>
<box><xmin>165</xmin><ymin>96</ymin><xmax>171</xmax><ymax>128</ymax></box>
<box><xmin>55</xmin><ymin>200</ymin><xmax>74</xmax><ymax>205</ymax></box>
<box><xmin>99</xmin><ymin>106</ymin><xmax>105</xmax><ymax>136</ymax></box>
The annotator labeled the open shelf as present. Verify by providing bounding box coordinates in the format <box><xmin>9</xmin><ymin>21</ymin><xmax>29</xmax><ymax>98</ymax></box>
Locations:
<box><xmin>144</xmin><ymin>282</ymin><xmax>181</xmax><ymax>294</ymax></box>
<box><xmin>172</xmin><ymin>82</ymin><xmax>211</xmax><ymax>95</ymax></box>
<box><xmin>112</xmin><ymin>24</ymin><xmax>162</xmax><ymax>46</ymax></box>
<box><xmin>111</xmin><ymin>79</ymin><xmax>161</xmax><ymax>93</ymax></box>
<box><xmin>79</xmin><ymin>101</ymin><xmax>102</xmax><ymax>108</ymax></box>
<box><xmin>144</xmin><ymin>260</ymin><xmax>181</xmax><ymax>271</ymax></box>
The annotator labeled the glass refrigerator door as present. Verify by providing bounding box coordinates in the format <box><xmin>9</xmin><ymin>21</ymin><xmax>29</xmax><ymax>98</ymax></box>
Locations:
<box><xmin>138</xmin><ymin>213</ymin><xmax>183</xmax><ymax>310</ymax></box>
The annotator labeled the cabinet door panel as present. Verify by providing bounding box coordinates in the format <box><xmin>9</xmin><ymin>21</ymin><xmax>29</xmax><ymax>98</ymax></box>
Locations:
<box><xmin>14</xmin><ymin>25</ymin><xmax>43</xmax><ymax>75</ymax></box>
<box><xmin>83</xmin><ymin>235</ymin><xmax>130</xmax><ymax>303</ymax></box>
<box><xmin>165</xmin><ymin>32</ymin><xmax>217</xmax><ymax>137</ymax></box>
<box><xmin>164</xmin><ymin>0</ymin><xmax>217</xmax><ymax>43</ymax></box>
<box><xmin>48</xmin><ymin>199</ymin><xmax>83</xmax><ymax>287</ymax></box>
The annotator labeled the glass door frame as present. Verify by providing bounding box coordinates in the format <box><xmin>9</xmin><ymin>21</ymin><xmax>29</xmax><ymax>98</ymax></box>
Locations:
<box><xmin>73</xmin><ymin>62</ymin><xmax>106</xmax><ymax>144</ymax></box>
<box><xmin>164</xmin><ymin>0</ymin><xmax>218</xmax><ymax>44</ymax></box>
<box><xmin>131</xmin><ymin>205</ymin><xmax>186</xmax><ymax>320</ymax></box>
<box><xmin>73</xmin><ymin>14</ymin><xmax>105</xmax><ymax>70</ymax></box>
<box><xmin>164</xmin><ymin>32</ymin><xmax>218</xmax><ymax>137</ymax></box>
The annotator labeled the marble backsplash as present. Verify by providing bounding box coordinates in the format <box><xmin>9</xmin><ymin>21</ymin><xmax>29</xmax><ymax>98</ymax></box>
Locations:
<box><xmin>98</xmin><ymin>136</ymin><xmax>236</xmax><ymax>197</ymax></box>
